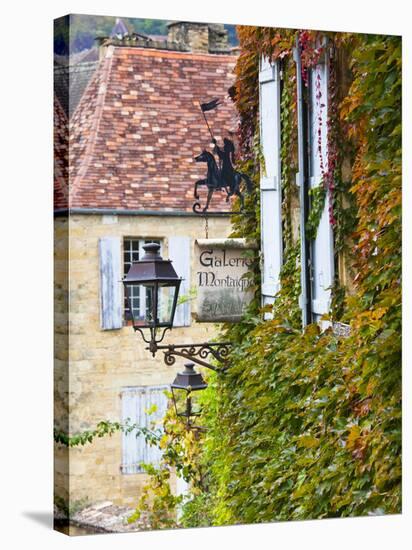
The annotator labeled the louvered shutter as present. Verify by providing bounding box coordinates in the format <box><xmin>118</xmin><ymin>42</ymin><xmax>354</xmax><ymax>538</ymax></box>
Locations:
<box><xmin>308</xmin><ymin>62</ymin><xmax>334</xmax><ymax>319</ymax></box>
<box><xmin>98</xmin><ymin>236</ymin><xmax>122</xmax><ymax>330</ymax></box>
<box><xmin>121</xmin><ymin>386</ymin><xmax>168</xmax><ymax>474</ymax></box>
<box><xmin>121</xmin><ymin>387</ymin><xmax>145</xmax><ymax>474</ymax></box>
<box><xmin>259</xmin><ymin>57</ymin><xmax>282</xmax><ymax>316</ymax></box>
<box><xmin>168</xmin><ymin>236</ymin><xmax>191</xmax><ymax>327</ymax></box>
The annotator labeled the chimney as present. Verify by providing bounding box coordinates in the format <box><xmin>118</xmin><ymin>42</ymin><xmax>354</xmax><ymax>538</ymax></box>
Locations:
<box><xmin>167</xmin><ymin>21</ymin><xmax>229</xmax><ymax>54</ymax></box>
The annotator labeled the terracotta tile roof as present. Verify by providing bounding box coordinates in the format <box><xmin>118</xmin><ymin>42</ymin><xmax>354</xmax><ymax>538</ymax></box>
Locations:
<box><xmin>54</xmin><ymin>61</ymin><xmax>99</xmax><ymax>118</ymax></box>
<box><xmin>54</xmin><ymin>47</ymin><xmax>99</xmax><ymax>66</ymax></box>
<box><xmin>54</xmin><ymin>96</ymin><xmax>69</xmax><ymax>209</ymax></box>
<box><xmin>60</xmin><ymin>46</ymin><xmax>237</xmax><ymax>212</ymax></box>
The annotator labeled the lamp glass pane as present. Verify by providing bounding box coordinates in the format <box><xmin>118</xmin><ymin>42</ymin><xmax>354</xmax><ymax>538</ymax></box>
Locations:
<box><xmin>124</xmin><ymin>282</ymin><xmax>151</xmax><ymax>326</ymax></box>
<box><xmin>125</xmin><ymin>281</ymin><xmax>178</xmax><ymax>327</ymax></box>
<box><xmin>171</xmin><ymin>387</ymin><xmax>187</xmax><ymax>418</ymax></box>
<box><xmin>171</xmin><ymin>388</ymin><xmax>202</xmax><ymax>419</ymax></box>
<box><xmin>157</xmin><ymin>283</ymin><xmax>177</xmax><ymax>325</ymax></box>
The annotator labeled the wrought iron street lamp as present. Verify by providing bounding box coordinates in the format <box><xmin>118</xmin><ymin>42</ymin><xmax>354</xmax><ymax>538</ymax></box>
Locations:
<box><xmin>123</xmin><ymin>242</ymin><xmax>231</xmax><ymax>372</ymax></box>
<box><xmin>122</xmin><ymin>242</ymin><xmax>182</xmax><ymax>356</ymax></box>
<box><xmin>170</xmin><ymin>362</ymin><xmax>208</xmax><ymax>427</ymax></box>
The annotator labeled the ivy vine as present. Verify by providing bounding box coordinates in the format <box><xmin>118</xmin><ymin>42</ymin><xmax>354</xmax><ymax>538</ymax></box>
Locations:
<box><xmin>54</xmin><ymin>419</ymin><xmax>161</xmax><ymax>448</ymax></box>
<box><xmin>197</xmin><ymin>29</ymin><xmax>402</xmax><ymax>525</ymax></box>
<box><xmin>55</xmin><ymin>29</ymin><xmax>401</xmax><ymax>530</ymax></box>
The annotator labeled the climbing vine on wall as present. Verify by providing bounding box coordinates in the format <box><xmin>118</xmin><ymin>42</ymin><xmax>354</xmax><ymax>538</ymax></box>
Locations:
<box><xmin>196</xmin><ymin>28</ymin><xmax>402</xmax><ymax>525</ymax></box>
<box><xmin>83</xmin><ymin>29</ymin><xmax>401</xmax><ymax>529</ymax></box>
<box><xmin>127</xmin><ymin>397</ymin><xmax>208</xmax><ymax>530</ymax></box>
<box><xmin>54</xmin><ymin>420</ymin><xmax>160</xmax><ymax>447</ymax></box>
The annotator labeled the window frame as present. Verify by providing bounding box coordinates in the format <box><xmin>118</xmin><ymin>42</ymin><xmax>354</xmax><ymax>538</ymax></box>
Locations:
<box><xmin>307</xmin><ymin>59</ymin><xmax>334</xmax><ymax>323</ymax></box>
<box><xmin>122</xmin><ymin>237</ymin><xmax>163</xmax><ymax>326</ymax></box>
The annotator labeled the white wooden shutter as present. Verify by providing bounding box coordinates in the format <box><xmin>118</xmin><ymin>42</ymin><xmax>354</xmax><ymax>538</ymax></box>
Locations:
<box><xmin>168</xmin><ymin>236</ymin><xmax>191</xmax><ymax>327</ymax></box>
<box><xmin>259</xmin><ymin>57</ymin><xmax>282</xmax><ymax>314</ymax></box>
<box><xmin>308</xmin><ymin>61</ymin><xmax>334</xmax><ymax>318</ymax></box>
<box><xmin>144</xmin><ymin>386</ymin><xmax>168</xmax><ymax>466</ymax></box>
<box><xmin>294</xmin><ymin>42</ymin><xmax>311</xmax><ymax>327</ymax></box>
<box><xmin>98</xmin><ymin>236</ymin><xmax>122</xmax><ymax>330</ymax></box>
<box><xmin>121</xmin><ymin>385</ymin><xmax>168</xmax><ymax>474</ymax></box>
<box><xmin>121</xmin><ymin>387</ymin><xmax>145</xmax><ymax>475</ymax></box>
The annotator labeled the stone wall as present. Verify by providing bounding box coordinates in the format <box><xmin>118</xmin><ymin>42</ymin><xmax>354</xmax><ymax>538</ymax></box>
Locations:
<box><xmin>54</xmin><ymin>213</ymin><xmax>231</xmax><ymax>508</ymax></box>
<box><xmin>208</xmin><ymin>24</ymin><xmax>230</xmax><ymax>53</ymax></box>
<box><xmin>166</xmin><ymin>22</ymin><xmax>229</xmax><ymax>54</ymax></box>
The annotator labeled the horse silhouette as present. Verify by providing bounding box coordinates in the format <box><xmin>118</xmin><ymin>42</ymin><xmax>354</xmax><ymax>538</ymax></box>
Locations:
<box><xmin>193</xmin><ymin>149</ymin><xmax>253</xmax><ymax>212</ymax></box>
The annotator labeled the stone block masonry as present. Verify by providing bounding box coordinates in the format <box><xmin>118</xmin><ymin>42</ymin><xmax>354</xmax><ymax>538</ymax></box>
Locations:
<box><xmin>54</xmin><ymin>213</ymin><xmax>231</xmax><ymax>507</ymax></box>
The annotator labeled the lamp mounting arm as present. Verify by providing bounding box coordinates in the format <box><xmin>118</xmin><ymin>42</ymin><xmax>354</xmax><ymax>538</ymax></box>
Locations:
<box><xmin>150</xmin><ymin>342</ymin><xmax>232</xmax><ymax>373</ymax></box>
<box><xmin>133</xmin><ymin>326</ymin><xmax>171</xmax><ymax>356</ymax></box>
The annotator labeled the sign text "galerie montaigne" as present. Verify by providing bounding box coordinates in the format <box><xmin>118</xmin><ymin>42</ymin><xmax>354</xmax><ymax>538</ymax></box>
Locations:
<box><xmin>194</xmin><ymin>239</ymin><xmax>258</xmax><ymax>323</ymax></box>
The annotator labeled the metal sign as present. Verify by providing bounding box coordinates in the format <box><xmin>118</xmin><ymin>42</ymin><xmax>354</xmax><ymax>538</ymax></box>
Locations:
<box><xmin>194</xmin><ymin>238</ymin><xmax>258</xmax><ymax>322</ymax></box>
<box><xmin>193</xmin><ymin>99</ymin><xmax>253</xmax><ymax>213</ymax></box>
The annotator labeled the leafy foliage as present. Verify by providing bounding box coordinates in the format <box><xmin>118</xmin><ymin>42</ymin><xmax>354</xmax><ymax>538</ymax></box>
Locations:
<box><xmin>54</xmin><ymin>15</ymin><xmax>168</xmax><ymax>55</ymax></box>
<box><xmin>306</xmin><ymin>184</ymin><xmax>326</xmax><ymax>240</ymax></box>
<box><xmin>54</xmin><ymin>15</ymin><xmax>238</xmax><ymax>56</ymax></box>
<box><xmin>54</xmin><ymin>28</ymin><xmax>401</xmax><ymax>529</ymax></box>
<box><xmin>195</xmin><ymin>29</ymin><xmax>402</xmax><ymax>525</ymax></box>
<box><xmin>54</xmin><ymin>419</ymin><xmax>160</xmax><ymax>448</ymax></box>
<box><xmin>127</xmin><ymin>400</ymin><xmax>208</xmax><ymax>530</ymax></box>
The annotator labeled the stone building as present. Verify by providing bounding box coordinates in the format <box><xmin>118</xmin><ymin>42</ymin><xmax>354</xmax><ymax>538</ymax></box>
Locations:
<box><xmin>54</xmin><ymin>20</ymin><xmax>237</xmax><ymax>508</ymax></box>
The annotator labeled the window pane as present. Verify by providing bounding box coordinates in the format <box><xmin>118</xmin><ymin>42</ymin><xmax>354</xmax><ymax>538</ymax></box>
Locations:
<box><xmin>123</xmin><ymin>238</ymin><xmax>162</xmax><ymax>323</ymax></box>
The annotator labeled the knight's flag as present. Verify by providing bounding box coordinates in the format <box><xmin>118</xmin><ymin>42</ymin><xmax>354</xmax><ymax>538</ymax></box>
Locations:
<box><xmin>200</xmin><ymin>99</ymin><xmax>221</xmax><ymax>112</ymax></box>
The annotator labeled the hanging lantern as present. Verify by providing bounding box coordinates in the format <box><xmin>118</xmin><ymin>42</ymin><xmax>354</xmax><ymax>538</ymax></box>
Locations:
<box><xmin>123</xmin><ymin>242</ymin><xmax>182</xmax><ymax>354</ymax></box>
<box><xmin>171</xmin><ymin>362</ymin><xmax>207</xmax><ymax>427</ymax></box>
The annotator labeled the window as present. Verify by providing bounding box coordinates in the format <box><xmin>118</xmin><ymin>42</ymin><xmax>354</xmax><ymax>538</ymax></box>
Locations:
<box><xmin>307</xmin><ymin>62</ymin><xmax>334</xmax><ymax>322</ymax></box>
<box><xmin>123</xmin><ymin>238</ymin><xmax>161</xmax><ymax>322</ymax></box>
<box><xmin>99</xmin><ymin>235</ymin><xmax>190</xmax><ymax>330</ymax></box>
<box><xmin>258</xmin><ymin>48</ymin><xmax>334</xmax><ymax>327</ymax></box>
<box><xmin>258</xmin><ymin>57</ymin><xmax>282</xmax><ymax>317</ymax></box>
<box><xmin>121</xmin><ymin>385</ymin><xmax>169</xmax><ymax>474</ymax></box>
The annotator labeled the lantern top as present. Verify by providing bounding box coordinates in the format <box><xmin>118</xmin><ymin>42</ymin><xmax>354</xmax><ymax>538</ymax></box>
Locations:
<box><xmin>171</xmin><ymin>363</ymin><xmax>208</xmax><ymax>392</ymax></box>
<box><xmin>123</xmin><ymin>242</ymin><xmax>182</xmax><ymax>284</ymax></box>
<box><xmin>141</xmin><ymin>242</ymin><xmax>162</xmax><ymax>260</ymax></box>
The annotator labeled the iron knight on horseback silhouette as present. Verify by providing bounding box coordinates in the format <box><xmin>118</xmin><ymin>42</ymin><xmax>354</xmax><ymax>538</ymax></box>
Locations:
<box><xmin>192</xmin><ymin>98</ymin><xmax>253</xmax><ymax>213</ymax></box>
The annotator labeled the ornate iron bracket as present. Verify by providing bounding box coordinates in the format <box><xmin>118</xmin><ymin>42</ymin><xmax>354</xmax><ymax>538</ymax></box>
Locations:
<box><xmin>133</xmin><ymin>326</ymin><xmax>171</xmax><ymax>356</ymax></box>
<box><xmin>149</xmin><ymin>342</ymin><xmax>232</xmax><ymax>373</ymax></box>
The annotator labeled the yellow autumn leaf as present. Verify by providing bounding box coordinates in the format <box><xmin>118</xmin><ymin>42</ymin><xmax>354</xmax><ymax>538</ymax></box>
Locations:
<box><xmin>292</xmin><ymin>484</ymin><xmax>309</xmax><ymax>499</ymax></box>
<box><xmin>299</xmin><ymin>435</ymin><xmax>320</xmax><ymax>449</ymax></box>
<box><xmin>347</xmin><ymin>425</ymin><xmax>361</xmax><ymax>450</ymax></box>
